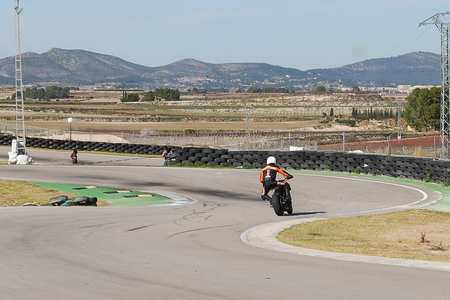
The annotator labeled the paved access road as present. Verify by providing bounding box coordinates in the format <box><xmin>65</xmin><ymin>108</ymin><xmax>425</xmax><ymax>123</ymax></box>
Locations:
<box><xmin>0</xmin><ymin>149</ymin><xmax>449</xmax><ymax>300</ymax></box>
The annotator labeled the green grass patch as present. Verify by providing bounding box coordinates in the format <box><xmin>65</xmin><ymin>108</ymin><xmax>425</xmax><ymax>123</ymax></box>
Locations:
<box><xmin>273</xmin><ymin>170</ymin><xmax>450</xmax><ymax>262</ymax></box>
<box><xmin>0</xmin><ymin>179</ymin><xmax>78</xmax><ymax>206</ymax></box>
<box><xmin>278</xmin><ymin>209</ymin><xmax>450</xmax><ymax>262</ymax></box>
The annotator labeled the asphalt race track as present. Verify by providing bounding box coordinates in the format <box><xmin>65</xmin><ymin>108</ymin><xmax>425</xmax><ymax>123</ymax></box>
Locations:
<box><xmin>1</xmin><ymin>149</ymin><xmax>449</xmax><ymax>300</ymax></box>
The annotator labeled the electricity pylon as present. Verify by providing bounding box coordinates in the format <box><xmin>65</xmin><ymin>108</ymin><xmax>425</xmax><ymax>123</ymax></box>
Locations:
<box><xmin>419</xmin><ymin>12</ymin><xmax>450</xmax><ymax>159</ymax></box>
<box><xmin>14</xmin><ymin>0</ymin><xmax>26</xmax><ymax>155</ymax></box>
<box><xmin>8</xmin><ymin>0</ymin><xmax>32</xmax><ymax>164</ymax></box>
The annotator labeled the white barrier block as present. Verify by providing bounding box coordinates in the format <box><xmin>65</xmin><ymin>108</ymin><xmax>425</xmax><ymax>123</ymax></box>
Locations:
<box><xmin>8</xmin><ymin>152</ymin><xmax>18</xmax><ymax>164</ymax></box>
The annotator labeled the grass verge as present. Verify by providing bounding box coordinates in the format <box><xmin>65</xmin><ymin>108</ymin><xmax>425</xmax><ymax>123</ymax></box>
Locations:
<box><xmin>0</xmin><ymin>180</ymin><xmax>79</xmax><ymax>206</ymax></box>
<box><xmin>278</xmin><ymin>209</ymin><xmax>450</xmax><ymax>262</ymax></box>
<box><xmin>278</xmin><ymin>171</ymin><xmax>450</xmax><ymax>262</ymax></box>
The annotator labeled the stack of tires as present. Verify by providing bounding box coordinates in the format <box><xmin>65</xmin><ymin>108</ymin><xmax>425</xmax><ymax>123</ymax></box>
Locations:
<box><xmin>0</xmin><ymin>134</ymin><xmax>13</xmax><ymax>146</ymax></box>
<box><xmin>50</xmin><ymin>196</ymin><xmax>98</xmax><ymax>206</ymax></box>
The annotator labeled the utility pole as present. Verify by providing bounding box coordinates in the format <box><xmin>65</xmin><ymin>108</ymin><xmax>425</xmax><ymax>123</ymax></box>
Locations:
<box><xmin>419</xmin><ymin>12</ymin><xmax>450</xmax><ymax>158</ymax></box>
<box><xmin>244</xmin><ymin>106</ymin><xmax>254</xmax><ymax>150</ymax></box>
<box><xmin>394</xmin><ymin>99</ymin><xmax>405</xmax><ymax>140</ymax></box>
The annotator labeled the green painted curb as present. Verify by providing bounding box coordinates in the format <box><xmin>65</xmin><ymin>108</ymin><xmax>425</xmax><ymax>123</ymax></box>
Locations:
<box><xmin>32</xmin><ymin>182</ymin><xmax>174</xmax><ymax>207</ymax></box>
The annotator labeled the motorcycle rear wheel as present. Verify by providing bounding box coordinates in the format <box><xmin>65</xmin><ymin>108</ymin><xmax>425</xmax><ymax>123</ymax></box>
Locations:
<box><xmin>271</xmin><ymin>193</ymin><xmax>284</xmax><ymax>216</ymax></box>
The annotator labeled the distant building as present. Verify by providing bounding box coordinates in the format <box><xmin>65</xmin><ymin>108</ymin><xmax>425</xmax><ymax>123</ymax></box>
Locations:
<box><xmin>397</xmin><ymin>85</ymin><xmax>437</xmax><ymax>93</ymax></box>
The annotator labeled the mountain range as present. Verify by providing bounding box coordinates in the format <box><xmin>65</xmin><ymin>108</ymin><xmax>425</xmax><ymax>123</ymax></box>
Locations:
<box><xmin>0</xmin><ymin>48</ymin><xmax>441</xmax><ymax>90</ymax></box>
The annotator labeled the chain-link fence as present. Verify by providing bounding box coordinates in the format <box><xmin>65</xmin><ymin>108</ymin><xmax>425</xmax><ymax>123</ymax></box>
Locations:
<box><xmin>1</xmin><ymin>123</ymin><xmax>320</xmax><ymax>150</ymax></box>
<box><xmin>1</xmin><ymin>122</ymin><xmax>440</xmax><ymax>157</ymax></box>
<box><xmin>320</xmin><ymin>135</ymin><xmax>441</xmax><ymax>158</ymax></box>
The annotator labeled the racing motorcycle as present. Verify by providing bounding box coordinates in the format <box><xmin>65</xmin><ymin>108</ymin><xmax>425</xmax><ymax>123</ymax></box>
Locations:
<box><xmin>270</xmin><ymin>177</ymin><xmax>293</xmax><ymax>216</ymax></box>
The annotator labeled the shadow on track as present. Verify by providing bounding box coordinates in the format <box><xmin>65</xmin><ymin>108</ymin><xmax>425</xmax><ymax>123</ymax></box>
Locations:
<box><xmin>286</xmin><ymin>211</ymin><xmax>327</xmax><ymax>217</ymax></box>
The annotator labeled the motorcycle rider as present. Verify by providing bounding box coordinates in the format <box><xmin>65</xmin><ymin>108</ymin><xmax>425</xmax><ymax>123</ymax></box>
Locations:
<box><xmin>259</xmin><ymin>156</ymin><xmax>293</xmax><ymax>201</ymax></box>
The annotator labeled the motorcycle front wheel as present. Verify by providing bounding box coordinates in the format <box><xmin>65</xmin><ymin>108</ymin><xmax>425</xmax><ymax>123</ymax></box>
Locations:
<box><xmin>286</xmin><ymin>202</ymin><xmax>293</xmax><ymax>215</ymax></box>
<box><xmin>271</xmin><ymin>193</ymin><xmax>284</xmax><ymax>216</ymax></box>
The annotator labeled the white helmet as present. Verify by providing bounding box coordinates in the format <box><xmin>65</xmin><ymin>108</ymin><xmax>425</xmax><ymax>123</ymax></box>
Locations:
<box><xmin>266</xmin><ymin>156</ymin><xmax>276</xmax><ymax>165</ymax></box>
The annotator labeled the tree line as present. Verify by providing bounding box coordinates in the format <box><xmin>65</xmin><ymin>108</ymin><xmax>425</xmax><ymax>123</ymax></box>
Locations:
<box><xmin>122</xmin><ymin>88</ymin><xmax>180</xmax><ymax>102</ymax></box>
<box><xmin>246</xmin><ymin>87</ymin><xmax>291</xmax><ymax>93</ymax></box>
<box><xmin>403</xmin><ymin>86</ymin><xmax>441</xmax><ymax>131</ymax></box>
<box><xmin>351</xmin><ymin>108</ymin><xmax>395</xmax><ymax>120</ymax></box>
<box><xmin>11</xmin><ymin>86</ymin><xmax>181</xmax><ymax>102</ymax></box>
<box><xmin>12</xmin><ymin>86</ymin><xmax>71</xmax><ymax>100</ymax></box>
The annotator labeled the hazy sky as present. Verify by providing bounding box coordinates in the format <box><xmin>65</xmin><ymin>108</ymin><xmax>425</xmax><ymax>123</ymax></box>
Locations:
<box><xmin>0</xmin><ymin>0</ymin><xmax>449</xmax><ymax>70</ymax></box>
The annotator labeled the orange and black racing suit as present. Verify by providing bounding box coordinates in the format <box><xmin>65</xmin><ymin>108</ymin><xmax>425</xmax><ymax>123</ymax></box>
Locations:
<box><xmin>259</xmin><ymin>163</ymin><xmax>293</xmax><ymax>197</ymax></box>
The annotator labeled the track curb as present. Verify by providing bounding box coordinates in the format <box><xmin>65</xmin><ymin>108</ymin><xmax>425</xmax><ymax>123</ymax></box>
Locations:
<box><xmin>241</xmin><ymin>217</ymin><xmax>450</xmax><ymax>272</ymax></box>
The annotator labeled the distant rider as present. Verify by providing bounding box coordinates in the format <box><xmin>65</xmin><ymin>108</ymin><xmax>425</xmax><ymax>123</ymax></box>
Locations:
<box><xmin>70</xmin><ymin>149</ymin><xmax>78</xmax><ymax>164</ymax></box>
<box><xmin>259</xmin><ymin>156</ymin><xmax>293</xmax><ymax>201</ymax></box>
<box><xmin>162</xmin><ymin>147</ymin><xmax>173</xmax><ymax>166</ymax></box>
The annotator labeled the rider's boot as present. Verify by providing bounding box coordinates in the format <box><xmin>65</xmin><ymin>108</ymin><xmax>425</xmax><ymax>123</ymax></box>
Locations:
<box><xmin>261</xmin><ymin>195</ymin><xmax>271</xmax><ymax>201</ymax></box>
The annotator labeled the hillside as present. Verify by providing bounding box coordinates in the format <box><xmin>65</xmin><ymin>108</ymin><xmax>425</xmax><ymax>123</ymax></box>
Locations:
<box><xmin>0</xmin><ymin>48</ymin><xmax>441</xmax><ymax>89</ymax></box>
<box><xmin>0</xmin><ymin>48</ymin><xmax>155</xmax><ymax>86</ymax></box>
<box><xmin>308</xmin><ymin>52</ymin><xmax>440</xmax><ymax>86</ymax></box>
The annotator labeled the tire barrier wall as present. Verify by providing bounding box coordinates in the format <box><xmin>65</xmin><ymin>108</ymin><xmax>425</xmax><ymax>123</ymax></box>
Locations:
<box><xmin>174</xmin><ymin>148</ymin><xmax>450</xmax><ymax>184</ymax></box>
<box><xmin>0</xmin><ymin>135</ymin><xmax>169</xmax><ymax>155</ymax></box>
<box><xmin>1</xmin><ymin>134</ymin><xmax>449</xmax><ymax>183</ymax></box>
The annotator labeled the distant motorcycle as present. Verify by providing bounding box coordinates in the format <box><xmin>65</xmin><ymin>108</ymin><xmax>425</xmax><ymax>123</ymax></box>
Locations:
<box><xmin>270</xmin><ymin>177</ymin><xmax>293</xmax><ymax>216</ymax></box>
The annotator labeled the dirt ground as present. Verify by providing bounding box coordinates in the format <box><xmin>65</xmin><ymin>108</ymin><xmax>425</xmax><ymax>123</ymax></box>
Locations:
<box><xmin>1</xmin><ymin>90</ymin><xmax>424</xmax><ymax>150</ymax></box>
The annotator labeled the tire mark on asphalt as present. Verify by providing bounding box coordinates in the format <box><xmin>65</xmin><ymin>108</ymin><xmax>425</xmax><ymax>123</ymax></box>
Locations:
<box><xmin>167</xmin><ymin>224</ymin><xmax>240</xmax><ymax>239</ymax></box>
